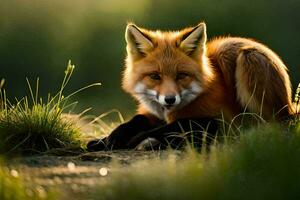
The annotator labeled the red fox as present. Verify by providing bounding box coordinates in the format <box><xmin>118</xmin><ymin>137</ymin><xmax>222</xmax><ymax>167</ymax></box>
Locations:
<box><xmin>87</xmin><ymin>22</ymin><xmax>296</xmax><ymax>151</ymax></box>
<box><xmin>123</xmin><ymin>22</ymin><xmax>295</xmax><ymax>123</ymax></box>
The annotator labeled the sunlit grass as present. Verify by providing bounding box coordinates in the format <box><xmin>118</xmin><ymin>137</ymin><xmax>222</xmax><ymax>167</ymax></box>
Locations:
<box><xmin>94</xmin><ymin>121</ymin><xmax>300</xmax><ymax>200</ymax></box>
<box><xmin>294</xmin><ymin>83</ymin><xmax>300</xmax><ymax>117</ymax></box>
<box><xmin>0</xmin><ymin>159</ymin><xmax>56</xmax><ymax>200</ymax></box>
<box><xmin>0</xmin><ymin>61</ymin><xmax>101</xmax><ymax>155</ymax></box>
<box><xmin>79</xmin><ymin>109</ymin><xmax>125</xmax><ymax>140</ymax></box>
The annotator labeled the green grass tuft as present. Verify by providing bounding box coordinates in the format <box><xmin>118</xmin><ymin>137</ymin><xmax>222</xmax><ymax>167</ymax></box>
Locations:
<box><xmin>0</xmin><ymin>61</ymin><xmax>101</xmax><ymax>155</ymax></box>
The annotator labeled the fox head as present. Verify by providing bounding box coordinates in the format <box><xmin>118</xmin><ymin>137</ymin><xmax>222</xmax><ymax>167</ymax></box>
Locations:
<box><xmin>122</xmin><ymin>22</ymin><xmax>214</xmax><ymax>120</ymax></box>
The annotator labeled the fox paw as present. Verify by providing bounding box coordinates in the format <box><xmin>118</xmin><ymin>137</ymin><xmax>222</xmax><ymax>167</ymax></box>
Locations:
<box><xmin>86</xmin><ymin>138</ymin><xmax>107</xmax><ymax>151</ymax></box>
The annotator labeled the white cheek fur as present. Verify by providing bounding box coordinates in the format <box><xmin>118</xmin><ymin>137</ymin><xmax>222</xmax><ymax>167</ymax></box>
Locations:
<box><xmin>134</xmin><ymin>82</ymin><xmax>146</xmax><ymax>93</ymax></box>
<box><xmin>134</xmin><ymin>82</ymin><xmax>164</xmax><ymax>119</ymax></box>
<box><xmin>180</xmin><ymin>81</ymin><xmax>203</xmax><ymax>105</ymax></box>
<box><xmin>134</xmin><ymin>82</ymin><xmax>157</xmax><ymax>97</ymax></box>
<box><xmin>190</xmin><ymin>81</ymin><xmax>203</xmax><ymax>94</ymax></box>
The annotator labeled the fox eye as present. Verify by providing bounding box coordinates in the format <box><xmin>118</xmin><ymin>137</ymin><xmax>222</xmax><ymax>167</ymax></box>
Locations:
<box><xmin>176</xmin><ymin>72</ymin><xmax>189</xmax><ymax>80</ymax></box>
<box><xmin>149</xmin><ymin>73</ymin><xmax>161</xmax><ymax>80</ymax></box>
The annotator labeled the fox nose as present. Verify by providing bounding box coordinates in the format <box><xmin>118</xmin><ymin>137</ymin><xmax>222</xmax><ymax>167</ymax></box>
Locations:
<box><xmin>164</xmin><ymin>95</ymin><xmax>176</xmax><ymax>105</ymax></box>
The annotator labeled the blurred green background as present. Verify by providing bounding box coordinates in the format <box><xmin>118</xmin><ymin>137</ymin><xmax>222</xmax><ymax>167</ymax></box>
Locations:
<box><xmin>0</xmin><ymin>0</ymin><xmax>299</xmax><ymax>118</ymax></box>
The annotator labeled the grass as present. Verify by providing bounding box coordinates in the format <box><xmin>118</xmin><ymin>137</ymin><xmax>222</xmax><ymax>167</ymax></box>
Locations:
<box><xmin>0</xmin><ymin>61</ymin><xmax>101</xmax><ymax>155</ymax></box>
<box><xmin>0</xmin><ymin>159</ymin><xmax>56</xmax><ymax>200</ymax></box>
<box><xmin>94</xmin><ymin>121</ymin><xmax>300</xmax><ymax>200</ymax></box>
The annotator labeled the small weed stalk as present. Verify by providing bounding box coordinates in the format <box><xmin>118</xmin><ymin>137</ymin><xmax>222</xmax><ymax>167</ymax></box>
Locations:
<box><xmin>0</xmin><ymin>61</ymin><xmax>101</xmax><ymax>155</ymax></box>
<box><xmin>294</xmin><ymin>83</ymin><xmax>300</xmax><ymax>117</ymax></box>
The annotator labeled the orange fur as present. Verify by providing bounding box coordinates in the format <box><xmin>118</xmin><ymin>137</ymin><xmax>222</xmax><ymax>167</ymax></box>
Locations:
<box><xmin>122</xmin><ymin>23</ymin><xmax>294</xmax><ymax>123</ymax></box>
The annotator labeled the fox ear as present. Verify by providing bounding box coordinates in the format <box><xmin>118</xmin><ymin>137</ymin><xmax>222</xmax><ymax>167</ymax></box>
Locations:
<box><xmin>179</xmin><ymin>23</ymin><xmax>207</xmax><ymax>56</ymax></box>
<box><xmin>125</xmin><ymin>24</ymin><xmax>154</xmax><ymax>58</ymax></box>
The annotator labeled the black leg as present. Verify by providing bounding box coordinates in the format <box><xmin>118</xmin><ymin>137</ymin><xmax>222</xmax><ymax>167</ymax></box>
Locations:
<box><xmin>86</xmin><ymin>115</ymin><xmax>164</xmax><ymax>151</ymax></box>
<box><xmin>128</xmin><ymin>118</ymin><xmax>218</xmax><ymax>150</ymax></box>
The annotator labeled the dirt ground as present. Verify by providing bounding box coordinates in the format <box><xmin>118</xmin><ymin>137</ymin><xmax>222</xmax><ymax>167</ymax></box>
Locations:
<box><xmin>4</xmin><ymin>116</ymin><xmax>169</xmax><ymax>199</ymax></box>
<box><xmin>7</xmin><ymin>150</ymin><xmax>163</xmax><ymax>200</ymax></box>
